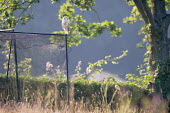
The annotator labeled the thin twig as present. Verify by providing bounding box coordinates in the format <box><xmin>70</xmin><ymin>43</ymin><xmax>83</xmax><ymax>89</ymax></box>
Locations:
<box><xmin>90</xmin><ymin>6</ymin><xmax>101</xmax><ymax>23</ymax></box>
<box><xmin>15</xmin><ymin>0</ymin><xmax>36</xmax><ymax>25</ymax></box>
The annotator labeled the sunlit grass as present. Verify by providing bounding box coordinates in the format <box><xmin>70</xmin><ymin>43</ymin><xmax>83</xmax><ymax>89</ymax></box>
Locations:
<box><xmin>0</xmin><ymin>98</ymin><xmax>167</xmax><ymax>113</ymax></box>
<box><xmin>0</xmin><ymin>84</ymin><xmax>168</xmax><ymax>113</ymax></box>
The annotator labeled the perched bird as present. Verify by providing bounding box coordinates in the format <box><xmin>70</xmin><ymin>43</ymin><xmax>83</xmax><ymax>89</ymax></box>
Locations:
<box><xmin>62</xmin><ymin>16</ymin><xmax>70</xmax><ymax>34</ymax></box>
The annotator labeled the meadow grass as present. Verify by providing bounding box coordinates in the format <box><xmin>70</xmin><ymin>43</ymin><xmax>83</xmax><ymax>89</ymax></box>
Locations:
<box><xmin>0</xmin><ymin>83</ymin><xmax>168</xmax><ymax>113</ymax></box>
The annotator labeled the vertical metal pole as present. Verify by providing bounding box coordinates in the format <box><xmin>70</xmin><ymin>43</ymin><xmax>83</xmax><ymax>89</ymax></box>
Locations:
<box><xmin>65</xmin><ymin>34</ymin><xmax>70</xmax><ymax>105</ymax></box>
<box><xmin>6</xmin><ymin>40</ymin><xmax>12</xmax><ymax>81</ymax></box>
<box><xmin>13</xmin><ymin>39</ymin><xmax>20</xmax><ymax>102</ymax></box>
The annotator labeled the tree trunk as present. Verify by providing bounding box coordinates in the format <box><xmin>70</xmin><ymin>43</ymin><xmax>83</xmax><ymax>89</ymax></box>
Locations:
<box><xmin>133</xmin><ymin>0</ymin><xmax>170</xmax><ymax>101</ymax></box>
<box><xmin>149</xmin><ymin>22</ymin><xmax>170</xmax><ymax>99</ymax></box>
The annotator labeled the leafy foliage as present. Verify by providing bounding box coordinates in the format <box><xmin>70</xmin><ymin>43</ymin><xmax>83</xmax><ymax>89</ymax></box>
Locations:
<box><xmin>0</xmin><ymin>0</ymin><xmax>40</xmax><ymax>29</ymax></box>
<box><xmin>123</xmin><ymin>6</ymin><xmax>142</xmax><ymax>24</ymax></box>
<box><xmin>52</xmin><ymin>0</ymin><xmax>122</xmax><ymax>47</ymax></box>
<box><xmin>126</xmin><ymin>47</ymin><xmax>152</xmax><ymax>88</ymax></box>
<box><xmin>87</xmin><ymin>50</ymin><xmax>128</xmax><ymax>74</ymax></box>
<box><xmin>0</xmin><ymin>0</ymin><xmax>122</xmax><ymax>71</ymax></box>
<box><xmin>126</xmin><ymin>62</ymin><xmax>151</xmax><ymax>88</ymax></box>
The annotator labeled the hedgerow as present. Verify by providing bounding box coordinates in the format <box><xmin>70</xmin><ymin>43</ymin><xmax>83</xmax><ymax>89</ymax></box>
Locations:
<box><xmin>0</xmin><ymin>74</ymin><xmax>148</xmax><ymax>109</ymax></box>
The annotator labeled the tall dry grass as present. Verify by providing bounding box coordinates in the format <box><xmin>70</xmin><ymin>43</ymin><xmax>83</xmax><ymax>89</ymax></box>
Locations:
<box><xmin>0</xmin><ymin>82</ymin><xmax>169</xmax><ymax>113</ymax></box>
<box><xmin>0</xmin><ymin>97</ymin><xmax>167</xmax><ymax>113</ymax></box>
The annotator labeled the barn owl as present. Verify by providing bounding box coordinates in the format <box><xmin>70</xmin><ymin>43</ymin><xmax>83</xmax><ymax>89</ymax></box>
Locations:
<box><xmin>62</xmin><ymin>16</ymin><xmax>70</xmax><ymax>34</ymax></box>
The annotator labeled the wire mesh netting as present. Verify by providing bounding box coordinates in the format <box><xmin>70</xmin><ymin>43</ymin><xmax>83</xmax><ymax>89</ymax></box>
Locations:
<box><xmin>0</xmin><ymin>31</ymin><xmax>67</xmax><ymax>78</ymax></box>
<box><xmin>0</xmin><ymin>31</ymin><xmax>71</xmax><ymax>103</ymax></box>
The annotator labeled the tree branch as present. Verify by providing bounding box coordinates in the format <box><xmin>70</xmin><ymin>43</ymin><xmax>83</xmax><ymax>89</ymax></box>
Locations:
<box><xmin>15</xmin><ymin>1</ymin><xmax>35</xmax><ymax>25</ymax></box>
<box><xmin>141</xmin><ymin>0</ymin><xmax>155</xmax><ymax>27</ymax></box>
<box><xmin>133</xmin><ymin>0</ymin><xmax>149</xmax><ymax>24</ymax></box>
<box><xmin>90</xmin><ymin>6</ymin><xmax>101</xmax><ymax>23</ymax></box>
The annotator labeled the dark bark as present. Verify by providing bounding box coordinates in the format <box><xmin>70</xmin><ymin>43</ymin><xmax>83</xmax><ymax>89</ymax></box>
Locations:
<box><xmin>149</xmin><ymin>25</ymin><xmax>169</xmax><ymax>71</ymax></box>
<box><xmin>133</xmin><ymin>0</ymin><xmax>149</xmax><ymax>24</ymax></box>
<box><xmin>151</xmin><ymin>0</ymin><xmax>170</xmax><ymax>75</ymax></box>
<box><xmin>152</xmin><ymin>0</ymin><xmax>166</xmax><ymax>26</ymax></box>
<box><xmin>141</xmin><ymin>0</ymin><xmax>155</xmax><ymax>27</ymax></box>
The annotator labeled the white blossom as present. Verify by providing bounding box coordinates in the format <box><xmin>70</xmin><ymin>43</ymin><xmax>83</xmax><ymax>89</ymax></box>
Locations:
<box><xmin>115</xmin><ymin>85</ymin><xmax>120</xmax><ymax>91</ymax></box>
<box><xmin>78</xmin><ymin>61</ymin><xmax>82</xmax><ymax>65</ymax></box>
<box><xmin>46</xmin><ymin>61</ymin><xmax>53</xmax><ymax>71</ymax></box>
<box><xmin>86</xmin><ymin>67</ymin><xmax>92</xmax><ymax>74</ymax></box>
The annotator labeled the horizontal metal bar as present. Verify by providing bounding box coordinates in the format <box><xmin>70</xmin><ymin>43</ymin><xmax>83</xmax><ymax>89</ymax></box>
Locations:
<box><xmin>0</xmin><ymin>29</ymin><xmax>14</xmax><ymax>31</ymax></box>
<box><xmin>0</xmin><ymin>31</ymin><xmax>66</xmax><ymax>36</ymax></box>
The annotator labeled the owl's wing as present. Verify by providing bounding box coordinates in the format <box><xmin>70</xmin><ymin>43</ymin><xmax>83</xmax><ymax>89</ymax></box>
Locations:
<box><xmin>62</xmin><ymin>18</ymin><xmax>70</xmax><ymax>34</ymax></box>
<box><xmin>68</xmin><ymin>20</ymin><xmax>70</xmax><ymax>26</ymax></box>
<box><xmin>62</xmin><ymin>24</ymin><xmax>69</xmax><ymax>34</ymax></box>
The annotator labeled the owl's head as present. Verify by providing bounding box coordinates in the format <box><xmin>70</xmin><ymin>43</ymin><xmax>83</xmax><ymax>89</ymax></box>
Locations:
<box><xmin>62</xmin><ymin>16</ymin><xmax>69</xmax><ymax>21</ymax></box>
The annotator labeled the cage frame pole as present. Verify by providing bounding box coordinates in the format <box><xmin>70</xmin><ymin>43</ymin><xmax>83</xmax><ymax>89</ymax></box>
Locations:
<box><xmin>65</xmin><ymin>34</ymin><xmax>70</xmax><ymax>105</ymax></box>
<box><xmin>13</xmin><ymin>39</ymin><xmax>20</xmax><ymax>102</ymax></box>
<box><xmin>6</xmin><ymin>40</ymin><xmax>12</xmax><ymax>81</ymax></box>
<box><xmin>0</xmin><ymin>29</ymin><xmax>14</xmax><ymax>81</ymax></box>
